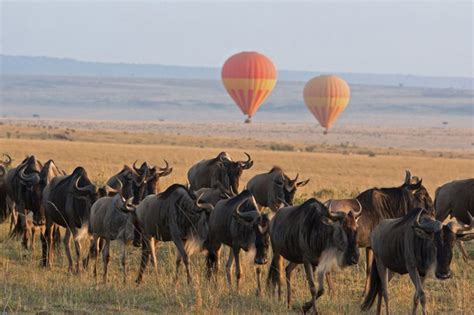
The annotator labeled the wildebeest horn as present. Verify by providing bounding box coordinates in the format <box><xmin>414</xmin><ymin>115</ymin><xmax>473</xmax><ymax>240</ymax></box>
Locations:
<box><xmin>19</xmin><ymin>164</ymin><xmax>40</xmax><ymax>185</ymax></box>
<box><xmin>121</xmin><ymin>196</ymin><xmax>136</xmax><ymax>212</ymax></box>
<box><xmin>1</xmin><ymin>154</ymin><xmax>12</xmax><ymax>167</ymax></box>
<box><xmin>132</xmin><ymin>160</ymin><xmax>141</xmax><ymax>173</ymax></box>
<box><xmin>404</xmin><ymin>170</ymin><xmax>411</xmax><ymax>185</ymax></box>
<box><xmin>278</xmin><ymin>198</ymin><xmax>291</xmax><ymax>207</ymax></box>
<box><xmin>158</xmin><ymin>160</ymin><xmax>173</xmax><ymax>176</ymax></box>
<box><xmin>196</xmin><ymin>193</ymin><xmax>214</xmax><ymax>211</ymax></box>
<box><xmin>234</xmin><ymin>196</ymin><xmax>260</xmax><ymax>224</ymax></box>
<box><xmin>293</xmin><ymin>173</ymin><xmax>299</xmax><ymax>182</ymax></box>
<box><xmin>106</xmin><ymin>179</ymin><xmax>123</xmax><ymax>195</ymax></box>
<box><xmin>74</xmin><ymin>176</ymin><xmax>97</xmax><ymax>195</ymax></box>
<box><xmin>240</xmin><ymin>152</ymin><xmax>253</xmax><ymax>169</ymax></box>
<box><xmin>328</xmin><ymin>211</ymin><xmax>346</xmax><ymax>222</ymax></box>
<box><xmin>352</xmin><ymin>199</ymin><xmax>363</xmax><ymax>218</ymax></box>
<box><xmin>448</xmin><ymin>212</ymin><xmax>474</xmax><ymax>235</ymax></box>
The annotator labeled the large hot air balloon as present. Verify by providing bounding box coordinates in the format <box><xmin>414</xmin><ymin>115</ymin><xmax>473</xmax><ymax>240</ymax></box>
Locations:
<box><xmin>303</xmin><ymin>75</ymin><xmax>350</xmax><ymax>134</ymax></box>
<box><xmin>221</xmin><ymin>51</ymin><xmax>277</xmax><ymax>123</ymax></box>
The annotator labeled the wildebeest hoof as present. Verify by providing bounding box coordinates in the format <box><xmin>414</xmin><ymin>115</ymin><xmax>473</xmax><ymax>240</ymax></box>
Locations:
<box><xmin>302</xmin><ymin>301</ymin><xmax>314</xmax><ymax>314</ymax></box>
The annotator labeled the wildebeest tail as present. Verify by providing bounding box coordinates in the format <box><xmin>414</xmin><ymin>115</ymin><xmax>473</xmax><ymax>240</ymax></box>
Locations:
<box><xmin>266</xmin><ymin>254</ymin><xmax>282</xmax><ymax>291</ymax></box>
<box><xmin>361</xmin><ymin>258</ymin><xmax>381</xmax><ymax>311</ymax></box>
<box><xmin>206</xmin><ymin>250</ymin><xmax>218</xmax><ymax>279</ymax></box>
<box><xmin>9</xmin><ymin>216</ymin><xmax>25</xmax><ymax>240</ymax></box>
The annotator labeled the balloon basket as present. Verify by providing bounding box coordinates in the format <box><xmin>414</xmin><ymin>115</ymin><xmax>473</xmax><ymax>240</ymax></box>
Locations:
<box><xmin>323</xmin><ymin>130</ymin><xmax>328</xmax><ymax>135</ymax></box>
<box><xmin>244</xmin><ymin>118</ymin><xmax>252</xmax><ymax>124</ymax></box>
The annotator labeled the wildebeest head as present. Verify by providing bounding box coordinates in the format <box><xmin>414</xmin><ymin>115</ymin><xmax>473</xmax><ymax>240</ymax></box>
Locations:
<box><xmin>431</xmin><ymin>213</ymin><xmax>473</xmax><ymax>279</ymax></box>
<box><xmin>274</xmin><ymin>170</ymin><xmax>310</xmax><ymax>206</ymax></box>
<box><xmin>402</xmin><ymin>170</ymin><xmax>435</xmax><ymax>214</ymax></box>
<box><xmin>232</xmin><ymin>191</ymin><xmax>270</xmax><ymax>265</ymax></box>
<box><xmin>324</xmin><ymin>207</ymin><xmax>362</xmax><ymax>266</ymax></box>
<box><xmin>218</xmin><ymin>152</ymin><xmax>253</xmax><ymax>194</ymax></box>
<box><xmin>190</xmin><ymin>192</ymin><xmax>214</xmax><ymax>242</ymax></box>
<box><xmin>144</xmin><ymin>160</ymin><xmax>173</xmax><ymax>196</ymax></box>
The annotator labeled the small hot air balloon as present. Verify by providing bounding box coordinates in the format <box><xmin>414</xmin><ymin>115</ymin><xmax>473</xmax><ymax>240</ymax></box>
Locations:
<box><xmin>303</xmin><ymin>75</ymin><xmax>350</xmax><ymax>134</ymax></box>
<box><xmin>221</xmin><ymin>51</ymin><xmax>277</xmax><ymax>123</ymax></box>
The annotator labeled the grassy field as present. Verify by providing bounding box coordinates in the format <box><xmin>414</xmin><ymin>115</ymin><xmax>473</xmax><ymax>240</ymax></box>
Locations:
<box><xmin>1</xmin><ymin>129</ymin><xmax>473</xmax><ymax>314</ymax></box>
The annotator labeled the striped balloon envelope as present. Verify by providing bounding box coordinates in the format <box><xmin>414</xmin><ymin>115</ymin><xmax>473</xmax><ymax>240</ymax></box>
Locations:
<box><xmin>221</xmin><ymin>52</ymin><xmax>277</xmax><ymax>123</ymax></box>
<box><xmin>303</xmin><ymin>75</ymin><xmax>350</xmax><ymax>134</ymax></box>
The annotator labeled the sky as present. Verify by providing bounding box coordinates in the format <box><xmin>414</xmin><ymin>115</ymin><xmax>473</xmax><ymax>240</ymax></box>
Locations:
<box><xmin>1</xmin><ymin>1</ymin><xmax>473</xmax><ymax>77</ymax></box>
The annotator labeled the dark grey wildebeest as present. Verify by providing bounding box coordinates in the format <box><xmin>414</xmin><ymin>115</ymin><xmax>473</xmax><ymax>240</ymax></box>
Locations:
<box><xmin>247</xmin><ymin>166</ymin><xmax>310</xmax><ymax>212</ymax></box>
<box><xmin>187</xmin><ymin>152</ymin><xmax>253</xmax><ymax>194</ymax></box>
<box><xmin>434</xmin><ymin>178</ymin><xmax>474</xmax><ymax>260</ymax></box>
<box><xmin>134</xmin><ymin>184</ymin><xmax>213</xmax><ymax>284</ymax></box>
<box><xmin>361</xmin><ymin>208</ymin><xmax>473</xmax><ymax>315</ymax></box>
<box><xmin>206</xmin><ymin>190</ymin><xmax>270</xmax><ymax>295</ymax></box>
<box><xmin>88</xmin><ymin>193</ymin><xmax>139</xmax><ymax>283</ymax></box>
<box><xmin>41</xmin><ymin>167</ymin><xmax>99</xmax><ymax>272</ymax></box>
<box><xmin>267</xmin><ymin>198</ymin><xmax>361</xmax><ymax>314</ymax></box>
<box><xmin>328</xmin><ymin>170</ymin><xmax>435</xmax><ymax>295</ymax></box>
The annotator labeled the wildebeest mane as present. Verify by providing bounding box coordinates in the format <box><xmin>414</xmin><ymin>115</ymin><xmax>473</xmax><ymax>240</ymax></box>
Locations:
<box><xmin>357</xmin><ymin>187</ymin><xmax>413</xmax><ymax>229</ymax></box>
<box><xmin>158</xmin><ymin>183</ymin><xmax>192</xmax><ymax>200</ymax></box>
<box><xmin>268</xmin><ymin>166</ymin><xmax>283</xmax><ymax>173</ymax></box>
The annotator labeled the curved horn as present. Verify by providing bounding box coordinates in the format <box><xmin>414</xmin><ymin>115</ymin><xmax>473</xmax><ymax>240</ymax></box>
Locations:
<box><xmin>352</xmin><ymin>199</ymin><xmax>363</xmax><ymax>218</ymax></box>
<box><xmin>240</xmin><ymin>152</ymin><xmax>253</xmax><ymax>169</ymax></box>
<box><xmin>328</xmin><ymin>211</ymin><xmax>346</xmax><ymax>222</ymax></box>
<box><xmin>449</xmin><ymin>212</ymin><xmax>474</xmax><ymax>235</ymax></box>
<box><xmin>158</xmin><ymin>160</ymin><xmax>173</xmax><ymax>176</ymax></box>
<box><xmin>278</xmin><ymin>197</ymin><xmax>291</xmax><ymax>207</ymax></box>
<box><xmin>196</xmin><ymin>193</ymin><xmax>214</xmax><ymax>211</ymax></box>
<box><xmin>132</xmin><ymin>160</ymin><xmax>140</xmax><ymax>173</ymax></box>
<box><xmin>120</xmin><ymin>196</ymin><xmax>136</xmax><ymax>212</ymax></box>
<box><xmin>74</xmin><ymin>176</ymin><xmax>97</xmax><ymax>195</ymax></box>
<box><xmin>293</xmin><ymin>173</ymin><xmax>299</xmax><ymax>182</ymax></box>
<box><xmin>404</xmin><ymin>170</ymin><xmax>411</xmax><ymax>185</ymax></box>
<box><xmin>234</xmin><ymin>197</ymin><xmax>260</xmax><ymax>223</ymax></box>
<box><xmin>19</xmin><ymin>165</ymin><xmax>40</xmax><ymax>185</ymax></box>
<box><xmin>413</xmin><ymin>209</ymin><xmax>425</xmax><ymax>229</ymax></box>
<box><xmin>2</xmin><ymin>154</ymin><xmax>12</xmax><ymax>167</ymax></box>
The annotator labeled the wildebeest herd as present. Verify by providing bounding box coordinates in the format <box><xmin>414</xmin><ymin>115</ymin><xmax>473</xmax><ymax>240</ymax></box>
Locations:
<box><xmin>0</xmin><ymin>152</ymin><xmax>472</xmax><ymax>314</ymax></box>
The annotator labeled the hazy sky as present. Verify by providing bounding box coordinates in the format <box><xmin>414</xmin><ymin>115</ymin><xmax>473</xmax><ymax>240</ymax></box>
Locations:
<box><xmin>2</xmin><ymin>1</ymin><xmax>473</xmax><ymax>77</ymax></box>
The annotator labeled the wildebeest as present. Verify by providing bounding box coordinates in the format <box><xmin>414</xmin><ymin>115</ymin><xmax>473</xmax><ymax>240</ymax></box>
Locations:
<box><xmin>247</xmin><ymin>166</ymin><xmax>310</xmax><ymax>212</ymax></box>
<box><xmin>329</xmin><ymin>170</ymin><xmax>435</xmax><ymax>295</ymax></box>
<box><xmin>206</xmin><ymin>190</ymin><xmax>270</xmax><ymax>295</ymax></box>
<box><xmin>134</xmin><ymin>184</ymin><xmax>213</xmax><ymax>284</ymax></box>
<box><xmin>187</xmin><ymin>152</ymin><xmax>253</xmax><ymax>194</ymax></box>
<box><xmin>434</xmin><ymin>178</ymin><xmax>474</xmax><ymax>260</ymax></box>
<box><xmin>267</xmin><ymin>198</ymin><xmax>361</xmax><ymax>314</ymax></box>
<box><xmin>88</xmin><ymin>193</ymin><xmax>138</xmax><ymax>283</ymax></box>
<box><xmin>0</xmin><ymin>154</ymin><xmax>13</xmax><ymax>223</ymax></box>
<box><xmin>41</xmin><ymin>166</ymin><xmax>99</xmax><ymax>272</ymax></box>
<box><xmin>6</xmin><ymin>156</ymin><xmax>43</xmax><ymax>248</ymax></box>
<box><xmin>361</xmin><ymin>209</ymin><xmax>474</xmax><ymax>315</ymax></box>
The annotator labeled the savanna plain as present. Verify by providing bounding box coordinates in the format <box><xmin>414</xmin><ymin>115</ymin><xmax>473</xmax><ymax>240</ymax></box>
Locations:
<box><xmin>0</xmin><ymin>123</ymin><xmax>473</xmax><ymax>314</ymax></box>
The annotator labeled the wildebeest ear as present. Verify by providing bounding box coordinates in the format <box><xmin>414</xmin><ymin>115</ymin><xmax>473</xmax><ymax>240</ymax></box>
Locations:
<box><xmin>296</xmin><ymin>179</ymin><xmax>310</xmax><ymax>187</ymax></box>
<box><xmin>406</xmin><ymin>180</ymin><xmax>423</xmax><ymax>191</ymax></box>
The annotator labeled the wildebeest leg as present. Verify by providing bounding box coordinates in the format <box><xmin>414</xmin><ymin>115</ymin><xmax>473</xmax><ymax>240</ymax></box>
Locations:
<box><xmin>225</xmin><ymin>249</ymin><xmax>234</xmax><ymax>286</ymax></box>
<box><xmin>302</xmin><ymin>261</ymin><xmax>318</xmax><ymax>314</ymax></box>
<box><xmin>175</xmin><ymin>249</ymin><xmax>182</xmax><ymax>281</ymax></box>
<box><xmin>411</xmin><ymin>276</ymin><xmax>426</xmax><ymax>315</ymax></box>
<box><xmin>102</xmin><ymin>239</ymin><xmax>111</xmax><ymax>283</ymax></box>
<box><xmin>364</xmin><ymin>247</ymin><xmax>374</xmax><ymax>296</ymax></box>
<box><xmin>63</xmin><ymin>229</ymin><xmax>74</xmax><ymax>272</ymax></box>
<box><xmin>457</xmin><ymin>241</ymin><xmax>469</xmax><ymax>262</ymax></box>
<box><xmin>149</xmin><ymin>238</ymin><xmax>159</xmax><ymax>278</ymax></box>
<box><xmin>136</xmin><ymin>237</ymin><xmax>151</xmax><ymax>285</ymax></box>
<box><xmin>72</xmin><ymin>231</ymin><xmax>82</xmax><ymax>274</ymax></box>
<box><xmin>45</xmin><ymin>223</ymin><xmax>55</xmax><ymax>267</ymax></box>
<box><xmin>232</xmin><ymin>247</ymin><xmax>242</xmax><ymax>291</ymax></box>
<box><xmin>90</xmin><ymin>236</ymin><xmax>99</xmax><ymax>278</ymax></box>
<box><xmin>285</xmin><ymin>261</ymin><xmax>298</xmax><ymax>308</ymax></box>
<box><xmin>325</xmin><ymin>272</ymin><xmax>334</xmax><ymax>297</ymax></box>
<box><xmin>255</xmin><ymin>266</ymin><xmax>262</xmax><ymax>297</ymax></box>
<box><xmin>375</xmin><ymin>259</ymin><xmax>390</xmax><ymax>315</ymax></box>
<box><xmin>120</xmin><ymin>240</ymin><xmax>128</xmax><ymax>284</ymax></box>
<box><xmin>172</xmin><ymin>236</ymin><xmax>192</xmax><ymax>284</ymax></box>
<box><xmin>408</xmin><ymin>268</ymin><xmax>426</xmax><ymax>315</ymax></box>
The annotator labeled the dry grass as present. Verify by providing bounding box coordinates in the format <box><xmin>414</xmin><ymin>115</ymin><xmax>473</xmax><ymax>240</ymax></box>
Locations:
<box><xmin>0</xmin><ymin>130</ymin><xmax>473</xmax><ymax>314</ymax></box>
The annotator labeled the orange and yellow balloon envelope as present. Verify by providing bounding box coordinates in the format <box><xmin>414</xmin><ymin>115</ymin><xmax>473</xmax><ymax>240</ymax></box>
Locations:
<box><xmin>303</xmin><ymin>75</ymin><xmax>350</xmax><ymax>134</ymax></box>
<box><xmin>221</xmin><ymin>51</ymin><xmax>277</xmax><ymax>123</ymax></box>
